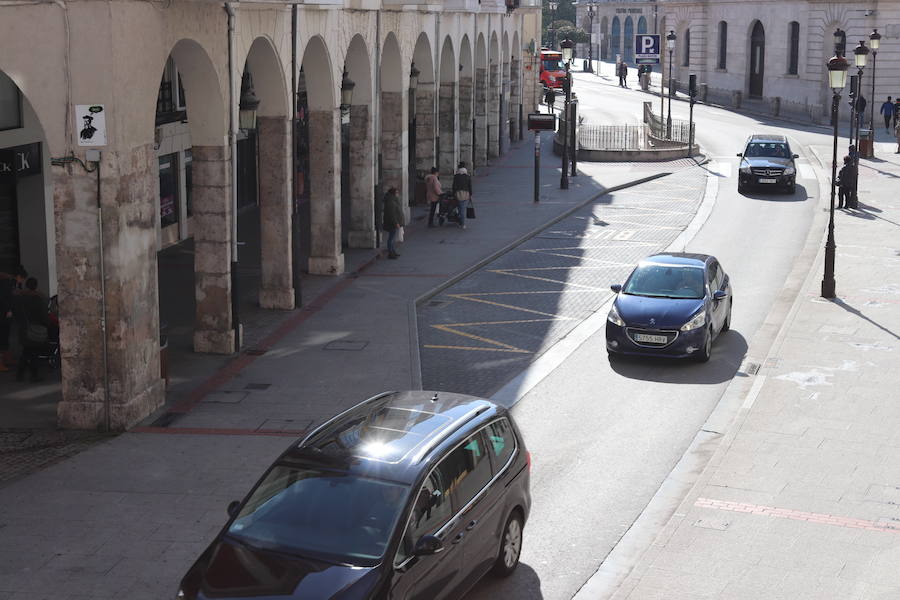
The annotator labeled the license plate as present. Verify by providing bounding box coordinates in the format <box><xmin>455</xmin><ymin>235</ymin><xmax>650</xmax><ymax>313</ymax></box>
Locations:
<box><xmin>758</xmin><ymin>178</ymin><xmax>777</xmax><ymax>184</ymax></box>
<box><xmin>634</xmin><ymin>333</ymin><xmax>668</xmax><ymax>344</ymax></box>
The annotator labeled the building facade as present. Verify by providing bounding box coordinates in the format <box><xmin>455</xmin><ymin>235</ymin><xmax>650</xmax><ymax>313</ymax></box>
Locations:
<box><xmin>577</xmin><ymin>0</ymin><xmax>900</xmax><ymax>123</ymax></box>
<box><xmin>0</xmin><ymin>0</ymin><xmax>542</xmax><ymax>431</ymax></box>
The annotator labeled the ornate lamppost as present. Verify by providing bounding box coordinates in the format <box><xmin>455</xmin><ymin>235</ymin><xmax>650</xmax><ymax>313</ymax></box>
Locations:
<box><xmin>666</xmin><ymin>30</ymin><xmax>676</xmax><ymax>138</ymax></box>
<box><xmin>587</xmin><ymin>3</ymin><xmax>596</xmax><ymax>73</ymax></box>
<box><xmin>821</xmin><ymin>52</ymin><xmax>849</xmax><ymax>298</ymax></box>
<box><xmin>850</xmin><ymin>40</ymin><xmax>868</xmax><ymax>207</ymax></box>
<box><xmin>548</xmin><ymin>1</ymin><xmax>558</xmax><ymax>48</ymax></box>
<box><xmin>868</xmin><ymin>29</ymin><xmax>880</xmax><ymax>138</ymax></box>
<box><xmin>560</xmin><ymin>38</ymin><xmax>574</xmax><ymax>189</ymax></box>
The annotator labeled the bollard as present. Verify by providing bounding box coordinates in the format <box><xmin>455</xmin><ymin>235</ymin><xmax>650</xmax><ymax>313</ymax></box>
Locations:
<box><xmin>732</xmin><ymin>90</ymin><xmax>742</xmax><ymax>109</ymax></box>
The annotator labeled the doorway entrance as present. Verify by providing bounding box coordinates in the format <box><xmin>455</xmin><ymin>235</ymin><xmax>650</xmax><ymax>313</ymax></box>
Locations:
<box><xmin>749</xmin><ymin>21</ymin><xmax>765</xmax><ymax>98</ymax></box>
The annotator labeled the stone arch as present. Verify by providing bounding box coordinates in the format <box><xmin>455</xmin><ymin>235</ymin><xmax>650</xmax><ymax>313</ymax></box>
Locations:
<box><xmin>438</xmin><ymin>36</ymin><xmax>458</xmax><ymax>178</ymax></box>
<box><xmin>301</xmin><ymin>35</ymin><xmax>343</xmax><ymax>275</ymax></box>
<box><xmin>459</xmin><ymin>34</ymin><xmax>475</xmax><ymax>168</ymax></box>
<box><xmin>600</xmin><ymin>16</ymin><xmax>609</xmax><ymax>60</ymax></box>
<box><xmin>638</xmin><ymin>16</ymin><xmax>648</xmax><ymax>35</ymax></box>
<box><xmin>624</xmin><ymin>16</ymin><xmax>634</xmax><ymax>63</ymax></box>
<box><xmin>510</xmin><ymin>30</ymin><xmax>522</xmax><ymax>141</ymax></box>
<box><xmin>748</xmin><ymin>20</ymin><xmax>765</xmax><ymax>98</ymax></box>
<box><xmin>343</xmin><ymin>34</ymin><xmax>376</xmax><ymax>249</ymax></box>
<box><xmin>501</xmin><ymin>30</ymin><xmax>511</xmax><ymax>152</ymax></box>
<box><xmin>412</xmin><ymin>32</ymin><xmax>436</xmax><ymax>183</ymax></box>
<box><xmin>488</xmin><ymin>31</ymin><xmax>501</xmax><ymax>159</ymax></box>
<box><xmin>611</xmin><ymin>16</ymin><xmax>621</xmax><ymax>59</ymax></box>
<box><xmin>379</xmin><ymin>32</ymin><xmax>407</xmax><ymax>215</ymax></box>
<box><xmin>474</xmin><ymin>32</ymin><xmax>489</xmax><ymax>167</ymax></box>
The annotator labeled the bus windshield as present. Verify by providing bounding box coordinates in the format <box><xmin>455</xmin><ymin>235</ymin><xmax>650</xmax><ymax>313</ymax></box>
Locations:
<box><xmin>542</xmin><ymin>58</ymin><xmax>564</xmax><ymax>71</ymax></box>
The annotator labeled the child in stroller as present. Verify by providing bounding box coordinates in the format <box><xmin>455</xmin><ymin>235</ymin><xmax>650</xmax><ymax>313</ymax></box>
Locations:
<box><xmin>435</xmin><ymin>191</ymin><xmax>460</xmax><ymax>226</ymax></box>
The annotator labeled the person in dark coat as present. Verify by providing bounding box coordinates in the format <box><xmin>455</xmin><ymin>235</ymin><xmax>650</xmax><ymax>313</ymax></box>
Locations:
<box><xmin>544</xmin><ymin>86</ymin><xmax>557</xmax><ymax>112</ymax></box>
<box><xmin>836</xmin><ymin>155</ymin><xmax>856</xmax><ymax>209</ymax></box>
<box><xmin>617</xmin><ymin>62</ymin><xmax>628</xmax><ymax>88</ymax></box>
<box><xmin>0</xmin><ymin>265</ymin><xmax>27</xmax><ymax>372</ymax></box>
<box><xmin>11</xmin><ymin>277</ymin><xmax>49</xmax><ymax>382</ymax></box>
<box><xmin>381</xmin><ymin>187</ymin><xmax>404</xmax><ymax>259</ymax></box>
<box><xmin>880</xmin><ymin>96</ymin><xmax>894</xmax><ymax>132</ymax></box>
<box><xmin>452</xmin><ymin>162</ymin><xmax>473</xmax><ymax>230</ymax></box>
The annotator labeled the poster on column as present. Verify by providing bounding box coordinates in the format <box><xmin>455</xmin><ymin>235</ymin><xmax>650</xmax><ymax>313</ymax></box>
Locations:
<box><xmin>75</xmin><ymin>105</ymin><xmax>108</xmax><ymax>147</ymax></box>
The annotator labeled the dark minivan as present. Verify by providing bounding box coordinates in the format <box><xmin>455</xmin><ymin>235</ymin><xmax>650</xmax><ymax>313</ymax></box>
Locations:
<box><xmin>737</xmin><ymin>134</ymin><xmax>799</xmax><ymax>194</ymax></box>
<box><xmin>177</xmin><ymin>391</ymin><xmax>531</xmax><ymax>600</ymax></box>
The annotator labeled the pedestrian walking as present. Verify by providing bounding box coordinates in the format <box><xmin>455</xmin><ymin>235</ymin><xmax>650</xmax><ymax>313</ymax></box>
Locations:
<box><xmin>0</xmin><ymin>265</ymin><xmax>26</xmax><ymax>372</ymax></box>
<box><xmin>855</xmin><ymin>94</ymin><xmax>867</xmax><ymax>127</ymax></box>
<box><xmin>895</xmin><ymin>119</ymin><xmax>900</xmax><ymax>154</ymax></box>
<box><xmin>425</xmin><ymin>166</ymin><xmax>442</xmax><ymax>227</ymax></box>
<box><xmin>11</xmin><ymin>277</ymin><xmax>48</xmax><ymax>382</ymax></box>
<box><xmin>544</xmin><ymin>86</ymin><xmax>557</xmax><ymax>112</ymax></box>
<box><xmin>617</xmin><ymin>62</ymin><xmax>628</xmax><ymax>88</ymax></box>
<box><xmin>381</xmin><ymin>187</ymin><xmax>404</xmax><ymax>259</ymax></box>
<box><xmin>880</xmin><ymin>96</ymin><xmax>894</xmax><ymax>132</ymax></box>
<box><xmin>452</xmin><ymin>162</ymin><xmax>473</xmax><ymax>230</ymax></box>
<box><xmin>836</xmin><ymin>155</ymin><xmax>855</xmax><ymax>209</ymax></box>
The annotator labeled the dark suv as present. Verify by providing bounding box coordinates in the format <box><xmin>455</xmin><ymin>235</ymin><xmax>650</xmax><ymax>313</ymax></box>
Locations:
<box><xmin>177</xmin><ymin>391</ymin><xmax>531</xmax><ymax>600</ymax></box>
<box><xmin>737</xmin><ymin>134</ymin><xmax>799</xmax><ymax>194</ymax></box>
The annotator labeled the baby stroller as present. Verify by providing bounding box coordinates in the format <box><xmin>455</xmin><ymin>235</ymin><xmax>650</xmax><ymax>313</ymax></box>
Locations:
<box><xmin>436</xmin><ymin>191</ymin><xmax>460</xmax><ymax>226</ymax></box>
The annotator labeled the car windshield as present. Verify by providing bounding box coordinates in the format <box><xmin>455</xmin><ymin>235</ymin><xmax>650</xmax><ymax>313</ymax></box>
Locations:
<box><xmin>542</xmin><ymin>59</ymin><xmax>564</xmax><ymax>71</ymax></box>
<box><xmin>622</xmin><ymin>264</ymin><xmax>705</xmax><ymax>299</ymax></box>
<box><xmin>227</xmin><ymin>465</ymin><xmax>409</xmax><ymax>566</ymax></box>
<box><xmin>745</xmin><ymin>142</ymin><xmax>789</xmax><ymax>158</ymax></box>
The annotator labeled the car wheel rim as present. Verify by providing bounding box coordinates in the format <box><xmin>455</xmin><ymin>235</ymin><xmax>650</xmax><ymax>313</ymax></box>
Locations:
<box><xmin>503</xmin><ymin>518</ymin><xmax>522</xmax><ymax>568</ymax></box>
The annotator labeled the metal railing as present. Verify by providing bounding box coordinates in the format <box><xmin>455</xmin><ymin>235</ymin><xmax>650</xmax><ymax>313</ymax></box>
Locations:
<box><xmin>578</xmin><ymin>124</ymin><xmax>648</xmax><ymax>151</ymax></box>
<box><xmin>646</xmin><ymin>111</ymin><xmax>695</xmax><ymax>145</ymax></box>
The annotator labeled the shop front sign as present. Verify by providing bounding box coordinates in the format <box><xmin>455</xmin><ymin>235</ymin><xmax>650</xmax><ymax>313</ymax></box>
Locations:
<box><xmin>0</xmin><ymin>142</ymin><xmax>42</xmax><ymax>178</ymax></box>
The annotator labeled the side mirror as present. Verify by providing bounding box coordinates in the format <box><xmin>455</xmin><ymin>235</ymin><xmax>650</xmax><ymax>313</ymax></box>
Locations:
<box><xmin>413</xmin><ymin>535</ymin><xmax>444</xmax><ymax>556</ymax></box>
<box><xmin>713</xmin><ymin>290</ymin><xmax>728</xmax><ymax>301</ymax></box>
<box><xmin>227</xmin><ymin>501</ymin><xmax>241</xmax><ymax>518</ymax></box>
<box><xmin>736</xmin><ymin>153</ymin><xmax>743</xmax><ymax>157</ymax></box>
<box><xmin>792</xmin><ymin>154</ymin><xmax>799</xmax><ymax>159</ymax></box>
<box><xmin>610</xmin><ymin>284</ymin><xmax>622</xmax><ymax>293</ymax></box>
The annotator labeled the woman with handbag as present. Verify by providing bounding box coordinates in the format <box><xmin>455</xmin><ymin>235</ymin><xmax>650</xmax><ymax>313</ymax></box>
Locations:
<box><xmin>12</xmin><ymin>277</ymin><xmax>49</xmax><ymax>382</ymax></box>
<box><xmin>452</xmin><ymin>162</ymin><xmax>473</xmax><ymax>230</ymax></box>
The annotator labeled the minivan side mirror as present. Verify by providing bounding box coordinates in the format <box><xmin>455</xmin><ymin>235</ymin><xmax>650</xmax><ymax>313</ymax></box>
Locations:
<box><xmin>227</xmin><ymin>500</ymin><xmax>241</xmax><ymax>518</ymax></box>
<box><xmin>792</xmin><ymin>154</ymin><xmax>799</xmax><ymax>159</ymax></box>
<box><xmin>610</xmin><ymin>284</ymin><xmax>622</xmax><ymax>293</ymax></box>
<box><xmin>736</xmin><ymin>152</ymin><xmax>743</xmax><ymax>157</ymax></box>
<box><xmin>413</xmin><ymin>535</ymin><xmax>444</xmax><ymax>556</ymax></box>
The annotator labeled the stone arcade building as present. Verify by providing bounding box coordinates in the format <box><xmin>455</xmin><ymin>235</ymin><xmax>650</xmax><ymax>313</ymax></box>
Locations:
<box><xmin>578</xmin><ymin>0</ymin><xmax>900</xmax><ymax>123</ymax></box>
<box><xmin>0</xmin><ymin>0</ymin><xmax>542</xmax><ymax>430</ymax></box>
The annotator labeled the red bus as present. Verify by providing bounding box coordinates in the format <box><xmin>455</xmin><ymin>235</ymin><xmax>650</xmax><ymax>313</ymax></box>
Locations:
<box><xmin>539</xmin><ymin>49</ymin><xmax>566</xmax><ymax>89</ymax></box>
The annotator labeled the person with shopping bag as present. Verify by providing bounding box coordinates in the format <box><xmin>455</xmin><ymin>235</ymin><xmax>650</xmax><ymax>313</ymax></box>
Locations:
<box><xmin>452</xmin><ymin>162</ymin><xmax>474</xmax><ymax>230</ymax></box>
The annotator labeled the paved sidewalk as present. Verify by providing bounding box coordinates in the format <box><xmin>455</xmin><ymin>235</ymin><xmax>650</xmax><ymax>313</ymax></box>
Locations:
<box><xmin>0</xmin><ymin>134</ymin><xmax>707</xmax><ymax>598</ymax></box>
<box><xmin>585</xmin><ymin>143</ymin><xmax>900</xmax><ymax>598</ymax></box>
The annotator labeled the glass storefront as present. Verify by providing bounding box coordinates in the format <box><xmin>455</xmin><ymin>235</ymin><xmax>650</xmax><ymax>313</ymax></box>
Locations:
<box><xmin>159</xmin><ymin>154</ymin><xmax>178</xmax><ymax>227</ymax></box>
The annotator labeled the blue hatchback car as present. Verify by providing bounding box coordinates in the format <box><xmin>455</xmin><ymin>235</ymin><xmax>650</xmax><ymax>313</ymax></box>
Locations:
<box><xmin>606</xmin><ymin>253</ymin><xmax>733</xmax><ymax>362</ymax></box>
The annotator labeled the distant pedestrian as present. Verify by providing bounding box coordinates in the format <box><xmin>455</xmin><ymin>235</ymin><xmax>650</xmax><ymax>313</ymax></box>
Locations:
<box><xmin>381</xmin><ymin>187</ymin><xmax>404</xmax><ymax>259</ymax></box>
<box><xmin>0</xmin><ymin>265</ymin><xmax>27</xmax><ymax>372</ymax></box>
<box><xmin>836</xmin><ymin>155</ymin><xmax>855</xmax><ymax>209</ymax></box>
<box><xmin>880</xmin><ymin>96</ymin><xmax>894</xmax><ymax>132</ymax></box>
<box><xmin>11</xmin><ymin>277</ymin><xmax>48</xmax><ymax>382</ymax></box>
<box><xmin>895</xmin><ymin>120</ymin><xmax>900</xmax><ymax>153</ymax></box>
<box><xmin>425</xmin><ymin>166</ymin><xmax>442</xmax><ymax>227</ymax></box>
<box><xmin>452</xmin><ymin>162</ymin><xmax>473</xmax><ymax>230</ymax></box>
<box><xmin>855</xmin><ymin>94</ymin><xmax>867</xmax><ymax>126</ymax></box>
<box><xmin>544</xmin><ymin>86</ymin><xmax>557</xmax><ymax>112</ymax></box>
<box><xmin>848</xmin><ymin>144</ymin><xmax>859</xmax><ymax>162</ymax></box>
<box><xmin>617</xmin><ymin>62</ymin><xmax>628</xmax><ymax>88</ymax></box>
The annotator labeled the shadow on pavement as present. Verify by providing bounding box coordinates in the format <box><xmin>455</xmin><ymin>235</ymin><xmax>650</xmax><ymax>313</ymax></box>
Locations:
<box><xmin>465</xmin><ymin>561</ymin><xmax>543</xmax><ymax>600</ymax></box>
<box><xmin>607</xmin><ymin>330</ymin><xmax>749</xmax><ymax>385</ymax></box>
<box><xmin>738</xmin><ymin>183</ymin><xmax>810</xmax><ymax>203</ymax></box>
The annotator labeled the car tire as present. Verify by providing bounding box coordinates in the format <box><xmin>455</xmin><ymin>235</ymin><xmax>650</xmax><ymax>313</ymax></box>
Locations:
<box><xmin>737</xmin><ymin>182</ymin><xmax>745</xmax><ymax>194</ymax></box>
<box><xmin>722</xmin><ymin>301</ymin><xmax>732</xmax><ymax>333</ymax></box>
<box><xmin>786</xmin><ymin>183</ymin><xmax>795</xmax><ymax>194</ymax></box>
<box><xmin>695</xmin><ymin>328</ymin><xmax>712</xmax><ymax>363</ymax></box>
<box><xmin>492</xmin><ymin>510</ymin><xmax>524</xmax><ymax>578</ymax></box>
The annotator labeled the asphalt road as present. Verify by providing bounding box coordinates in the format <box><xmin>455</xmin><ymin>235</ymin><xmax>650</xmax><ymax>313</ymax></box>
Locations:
<box><xmin>459</xmin><ymin>66</ymin><xmax>835</xmax><ymax>600</ymax></box>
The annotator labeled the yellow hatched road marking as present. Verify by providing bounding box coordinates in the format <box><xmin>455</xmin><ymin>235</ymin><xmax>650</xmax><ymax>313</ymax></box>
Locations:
<box><xmin>445</xmin><ymin>293</ymin><xmax>576</xmax><ymax>317</ymax></box>
<box><xmin>430</xmin><ymin>324</ymin><xmax>533</xmax><ymax>353</ymax></box>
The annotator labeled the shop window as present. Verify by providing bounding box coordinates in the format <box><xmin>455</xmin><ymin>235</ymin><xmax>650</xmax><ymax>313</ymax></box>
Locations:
<box><xmin>718</xmin><ymin>22</ymin><xmax>728</xmax><ymax>70</ymax></box>
<box><xmin>0</xmin><ymin>71</ymin><xmax>22</xmax><ymax>131</ymax></box>
<box><xmin>788</xmin><ymin>22</ymin><xmax>800</xmax><ymax>75</ymax></box>
<box><xmin>159</xmin><ymin>154</ymin><xmax>179</xmax><ymax>228</ymax></box>
<box><xmin>184</xmin><ymin>149</ymin><xmax>193</xmax><ymax>217</ymax></box>
<box><xmin>156</xmin><ymin>58</ymin><xmax>187</xmax><ymax>125</ymax></box>
<box><xmin>682</xmin><ymin>29</ymin><xmax>691</xmax><ymax>67</ymax></box>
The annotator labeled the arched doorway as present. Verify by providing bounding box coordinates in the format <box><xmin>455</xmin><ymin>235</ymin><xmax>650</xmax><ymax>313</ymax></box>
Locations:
<box><xmin>412</xmin><ymin>33</ymin><xmax>436</xmax><ymax>200</ymax></box>
<box><xmin>488</xmin><ymin>32</ymin><xmax>500</xmax><ymax>160</ymax></box>
<box><xmin>379</xmin><ymin>32</ymin><xmax>406</xmax><ymax>213</ymax></box>
<box><xmin>600</xmin><ymin>16</ymin><xmax>609</xmax><ymax>60</ymax></box>
<box><xmin>749</xmin><ymin>21</ymin><xmax>765</xmax><ymax>98</ymax></box>
<box><xmin>624</xmin><ymin>17</ymin><xmax>634</xmax><ymax>63</ymax></box>
<box><xmin>438</xmin><ymin>36</ymin><xmax>457</xmax><ymax>178</ymax></box>
<box><xmin>343</xmin><ymin>35</ymin><xmax>376</xmax><ymax>249</ymax></box>
<box><xmin>637</xmin><ymin>16</ymin><xmax>647</xmax><ymax>35</ymax></box>
<box><xmin>611</xmin><ymin>17</ymin><xmax>621</xmax><ymax>60</ymax></box>
<box><xmin>474</xmin><ymin>33</ymin><xmax>488</xmax><ymax>168</ymax></box>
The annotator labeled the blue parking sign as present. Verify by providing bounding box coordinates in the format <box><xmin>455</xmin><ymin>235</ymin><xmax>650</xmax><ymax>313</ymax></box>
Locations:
<box><xmin>635</xmin><ymin>34</ymin><xmax>660</xmax><ymax>65</ymax></box>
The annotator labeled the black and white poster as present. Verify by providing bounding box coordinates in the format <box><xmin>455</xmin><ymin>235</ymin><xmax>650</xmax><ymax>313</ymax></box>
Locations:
<box><xmin>75</xmin><ymin>104</ymin><xmax>107</xmax><ymax>147</ymax></box>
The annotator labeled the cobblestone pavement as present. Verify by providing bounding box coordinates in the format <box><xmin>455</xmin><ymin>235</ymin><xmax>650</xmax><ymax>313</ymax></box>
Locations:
<box><xmin>0</xmin><ymin>430</ymin><xmax>114</xmax><ymax>484</ymax></box>
<box><xmin>419</xmin><ymin>167</ymin><xmax>709</xmax><ymax>396</ymax></box>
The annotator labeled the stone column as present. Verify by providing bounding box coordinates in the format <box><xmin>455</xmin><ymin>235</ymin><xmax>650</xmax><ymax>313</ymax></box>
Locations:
<box><xmin>459</xmin><ymin>76</ymin><xmax>474</xmax><ymax>169</ymax></box>
<box><xmin>415</xmin><ymin>85</ymin><xmax>436</xmax><ymax>172</ymax></box>
<box><xmin>474</xmin><ymin>67</ymin><xmax>488</xmax><ymax>167</ymax></box>
<box><xmin>380</xmin><ymin>91</ymin><xmax>407</xmax><ymax>207</ymax></box>
<box><xmin>510</xmin><ymin>59</ymin><xmax>521</xmax><ymax>142</ymax></box>
<box><xmin>488</xmin><ymin>63</ymin><xmax>500</xmax><ymax>159</ymax></box>
<box><xmin>308</xmin><ymin>109</ymin><xmax>344</xmax><ymax>275</ymax></box>
<box><xmin>55</xmin><ymin>144</ymin><xmax>165</xmax><ymax>430</ymax></box>
<box><xmin>438</xmin><ymin>81</ymin><xmax>457</xmax><ymax>178</ymax></box>
<box><xmin>257</xmin><ymin>116</ymin><xmax>294</xmax><ymax>309</ymax></box>
<box><xmin>348</xmin><ymin>104</ymin><xmax>376</xmax><ymax>248</ymax></box>
<box><xmin>192</xmin><ymin>145</ymin><xmax>235</xmax><ymax>355</ymax></box>
<box><xmin>500</xmin><ymin>61</ymin><xmax>510</xmax><ymax>154</ymax></box>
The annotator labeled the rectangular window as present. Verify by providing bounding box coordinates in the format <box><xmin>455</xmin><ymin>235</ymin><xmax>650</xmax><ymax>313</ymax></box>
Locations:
<box><xmin>444</xmin><ymin>432</ymin><xmax>493</xmax><ymax>507</ymax></box>
<box><xmin>788</xmin><ymin>22</ymin><xmax>800</xmax><ymax>75</ymax></box>
<box><xmin>0</xmin><ymin>71</ymin><xmax>22</xmax><ymax>131</ymax></box>
<box><xmin>718</xmin><ymin>22</ymin><xmax>728</xmax><ymax>70</ymax></box>
<box><xmin>159</xmin><ymin>154</ymin><xmax>179</xmax><ymax>227</ymax></box>
<box><xmin>184</xmin><ymin>149</ymin><xmax>193</xmax><ymax>217</ymax></box>
<box><xmin>486</xmin><ymin>418</ymin><xmax>516</xmax><ymax>472</ymax></box>
<box><xmin>396</xmin><ymin>456</ymin><xmax>457</xmax><ymax>564</ymax></box>
<box><xmin>683</xmin><ymin>29</ymin><xmax>691</xmax><ymax>67</ymax></box>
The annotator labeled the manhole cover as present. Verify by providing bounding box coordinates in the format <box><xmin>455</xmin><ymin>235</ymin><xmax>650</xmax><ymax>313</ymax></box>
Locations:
<box><xmin>324</xmin><ymin>340</ymin><xmax>369</xmax><ymax>351</ymax></box>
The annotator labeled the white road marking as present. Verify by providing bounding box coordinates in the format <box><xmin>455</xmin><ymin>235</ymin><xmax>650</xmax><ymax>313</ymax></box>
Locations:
<box><xmin>712</xmin><ymin>162</ymin><xmax>732</xmax><ymax>179</ymax></box>
<box><xmin>798</xmin><ymin>164</ymin><xmax>815</xmax><ymax>180</ymax></box>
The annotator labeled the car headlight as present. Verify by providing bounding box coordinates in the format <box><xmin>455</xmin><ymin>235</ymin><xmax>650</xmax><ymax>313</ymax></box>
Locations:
<box><xmin>547</xmin><ymin>76</ymin><xmax>556</xmax><ymax>82</ymax></box>
<box><xmin>739</xmin><ymin>165</ymin><xmax>751</xmax><ymax>174</ymax></box>
<box><xmin>680</xmin><ymin>311</ymin><xmax>706</xmax><ymax>331</ymax></box>
<box><xmin>783</xmin><ymin>166</ymin><xmax>796</xmax><ymax>175</ymax></box>
<box><xmin>607</xmin><ymin>303</ymin><xmax>625</xmax><ymax>326</ymax></box>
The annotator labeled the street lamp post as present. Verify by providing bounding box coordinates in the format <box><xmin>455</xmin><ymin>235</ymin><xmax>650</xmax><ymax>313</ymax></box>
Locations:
<box><xmin>587</xmin><ymin>4</ymin><xmax>595</xmax><ymax>73</ymax></box>
<box><xmin>548</xmin><ymin>1</ymin><xmax>558</xmax><ymax>48</ymax></box>
<box><xmin>408</xmin><ymin>62</ymin><xmax>419</xmax><ymax>206</ymax></box>
<box><xmin>666</xmin><ymin>30</ymin><xmax>676</xmax><ymax>138</ymax></box>
<box><xmin>560</xmin><ymin>38</ymin><xmax>574</xmax><ymax>189</ymax></box>
<box><xmin>869</xmin><ymin>29</ymin><xmax>880</xmax><ymax>138</ymax></box>
<box><xmin>821</xmin><ymin>52</ymin><xmax>849</xmax><ymax>299</ymax></box>
<box><xmin>850</xmin><ymin>40</ymin><xmax>869</xmax><ymax>208</ymax></box>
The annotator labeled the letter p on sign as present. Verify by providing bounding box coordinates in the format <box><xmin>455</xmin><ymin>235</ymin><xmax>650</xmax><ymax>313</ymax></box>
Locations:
<box><xmin>641</xmin><ymin>37</ymin><xmax>654</xmax><ymax>53</ymax></box>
